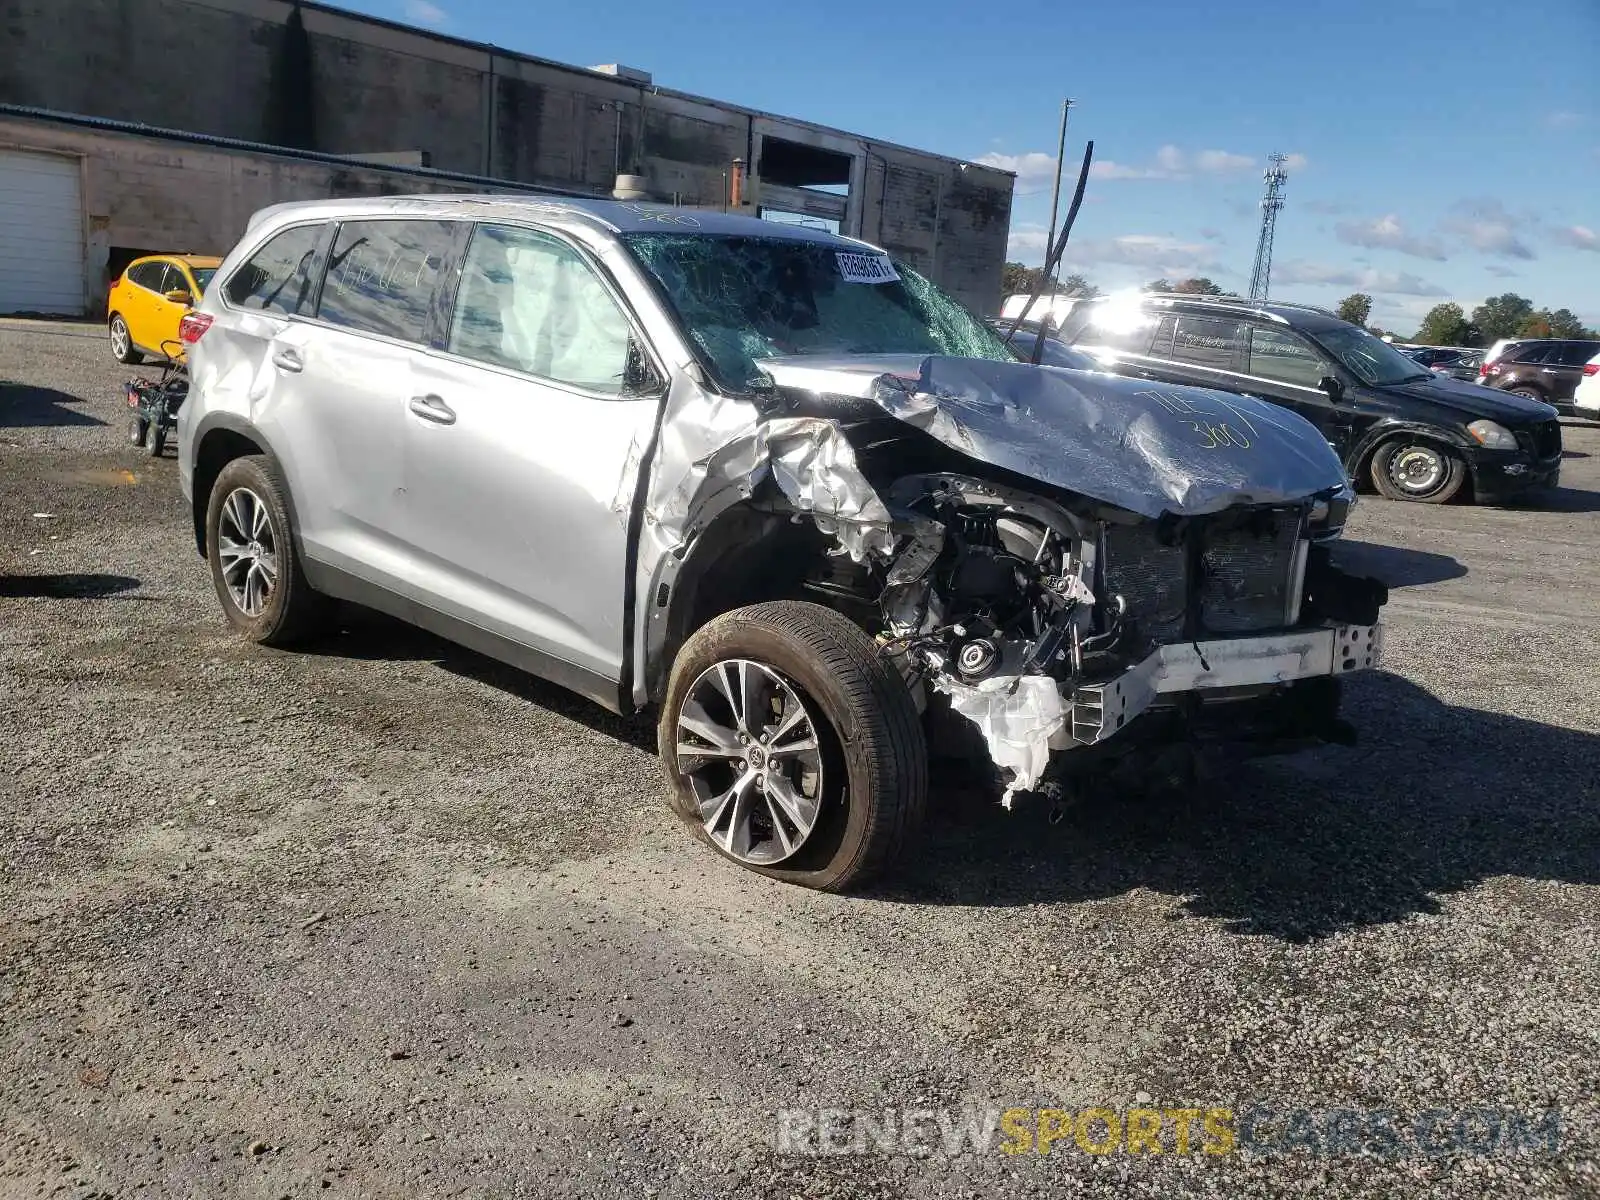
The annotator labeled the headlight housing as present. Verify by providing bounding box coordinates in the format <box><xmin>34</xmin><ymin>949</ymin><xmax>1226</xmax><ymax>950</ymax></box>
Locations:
<box><xmin>1467</xmin><ymin>419</ymin><xmax>1518</xmax><ymax>451</ymax></box>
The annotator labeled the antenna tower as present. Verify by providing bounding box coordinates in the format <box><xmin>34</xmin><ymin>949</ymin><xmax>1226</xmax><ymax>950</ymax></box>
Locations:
<box><xmin>1248</xmin><ymin>153</ymin><xmax>1289</xmax><ymax>301</ymax></box>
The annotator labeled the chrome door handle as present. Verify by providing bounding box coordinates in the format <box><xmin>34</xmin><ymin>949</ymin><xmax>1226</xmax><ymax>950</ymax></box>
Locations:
<box><xmin>409</xmin><ymin>394</ymin><xmax>456</xmax><ymax>425</ymax></box>
<box><xmin>271</xmin><ymin>347</ymin><xmax>304</xmax><ymax>373</ymax></box>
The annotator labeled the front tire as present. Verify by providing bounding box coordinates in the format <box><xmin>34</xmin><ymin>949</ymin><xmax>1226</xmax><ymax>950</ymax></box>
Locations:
<box><xmin>659</xmin><ymin>601</ymin><xmax>927</xmax><ymax>892</ymax></box>
<box><xmin>1369</xmin><ymin>439</ymin><xmax>1467</xmax><ymax>503</ymax></box>
<box><xmin>205</xmin><ymin>455</ymin><xmax>331</xmax><ymax>646</ymax></box>
<box><xmin>109</xmin><ymin>315</ymin><xmax>142</xmax><ymax>364</ymax></box>
<box><xmin>127</xmin><ymin>415</ymin><xmax>148</xmax><ymax>447</ymax></box>
<box><xmin>146</xmin><ymin>421</ymin><xmax>166</xmax><ymax>457</ymax></box>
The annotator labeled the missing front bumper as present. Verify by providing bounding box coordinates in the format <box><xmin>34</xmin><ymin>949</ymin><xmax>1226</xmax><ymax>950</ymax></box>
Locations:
<box><xmin>1059</xmin><ymin>623</ymin><xmax>1383</xmax><ymax>748</ymax></box>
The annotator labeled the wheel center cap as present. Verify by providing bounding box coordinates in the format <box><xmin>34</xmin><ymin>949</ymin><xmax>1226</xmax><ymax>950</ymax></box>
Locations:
<box><xmin>746</xmin><ymin>746</ymin><xmax>766</xmax><ymax>770</ymax></box>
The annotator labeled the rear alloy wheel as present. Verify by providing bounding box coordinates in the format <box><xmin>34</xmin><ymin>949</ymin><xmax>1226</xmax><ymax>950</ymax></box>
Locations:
<box><xmin>659</xmin><ymin>601</ymin><xmax>926</xmax><ymax>892</ymax></box>
<box><xmin>1509</xmin><ymin>387</ymin><xmax>1544</xmax><ymax>403</ymax></box>
<box><xmin>109</xmin><ymin>314</ymin><xmax>142</xmax><ymax>365</ymax></box>
<box><xmin>205</xmin><ymin>455</ymin><xmax>331</xmax><ymax>646</ymax></box>
<box><xmin>1370</xmin><ymin>439</ymin><xmax>1467</xmax><ymax>504</ymax></box>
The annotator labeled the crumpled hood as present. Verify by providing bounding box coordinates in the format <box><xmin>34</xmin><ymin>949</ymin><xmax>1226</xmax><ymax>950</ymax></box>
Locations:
<box><xmin>1382</xmin><ymin>372</ymin><xmax>1559</xmax><ymax>423</ymax></box>
<box><xmin>759</xmin><ymin>354</ymin><xmax>1348</xmax><ymax>519</ymax></box>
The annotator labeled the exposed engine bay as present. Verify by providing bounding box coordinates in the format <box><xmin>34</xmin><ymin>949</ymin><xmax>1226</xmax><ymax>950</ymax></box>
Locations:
<box><xmin>790</xmin><ymin>463</ymin><xmax>1383</xmax><ymax>805</ymax></box>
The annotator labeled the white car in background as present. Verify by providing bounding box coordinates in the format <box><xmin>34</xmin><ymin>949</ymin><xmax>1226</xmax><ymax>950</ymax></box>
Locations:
<box><xmin>1573</xmin><ymin>350</ymin><xmax>1600</xmax><ymax>419</ymax></box>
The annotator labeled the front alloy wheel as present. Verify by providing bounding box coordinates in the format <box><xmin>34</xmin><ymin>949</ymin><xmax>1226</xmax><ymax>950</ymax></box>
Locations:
<box><xmin>675</xmin><ymin>659</ymin><xmax>826</xmax><ymax>865</ymax></box>
<box><xmin>659</xmin><ymin>600</ymin><xmax>927</xmax><ymax>892</ymax></box>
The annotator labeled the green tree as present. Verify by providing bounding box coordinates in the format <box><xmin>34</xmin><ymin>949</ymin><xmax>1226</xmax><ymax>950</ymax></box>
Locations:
<box><xmin>1335</xmin><ymin>293</ymin><xmax>1374</xmax><ymax>327</ymax></box>
<box><xmin>1001</xmin><ymin>262</ymin><xmax>1044</xmax><ymax>295</ymax></box>
<box><xmin>1544</xmin><ymin>308</ymin><xmax>1593</xmax><ymax>338</ymax></box>
<box><xmin>1415</xmin><ymin>302</ymin><xmax>1472</xmax><ymax>346</ymax></box>
<box><xmin>1470</xmin><ymin>293</ymin><xmax>1535</xmax><ymax>342</ymax></box>
<box><xmin>1143</xmin><ymin>278</ymin><xmax>1174</xmax><ymax>293</ymax></box>
<box><xmin>1517</xmin><ymin>312</ymin><xmax>1554</xmax><ymax>338</ymax></box>
<box><xmin>1000</xmin><ymin>265</ymin><xmax>1099</xmax><ymax>297</ymax></box>
<box><xmin>1170</xmin><ymin>277</ymin><xmax>1225</xmax><ymax>295</ymax></box>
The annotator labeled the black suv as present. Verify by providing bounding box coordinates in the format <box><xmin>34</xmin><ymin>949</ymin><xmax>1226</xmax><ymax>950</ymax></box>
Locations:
<box><xmin>1058</xmin><ymin>295</ymin><xmax>1561</xmax><ymax>504</ymax></box>
<box><xmin>1479</xmin><ymin>338</ymin><xmax>1600</xmax><ymax>412</ymax></box>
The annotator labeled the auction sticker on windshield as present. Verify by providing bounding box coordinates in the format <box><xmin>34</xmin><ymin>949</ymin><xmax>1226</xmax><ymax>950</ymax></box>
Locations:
<box><xmin>836</xmin><ymin>252</ymin><xmax>900</xmax><ymax>284</ymax></box>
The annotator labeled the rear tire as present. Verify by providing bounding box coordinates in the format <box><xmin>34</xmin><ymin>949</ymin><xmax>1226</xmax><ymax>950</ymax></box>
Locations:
<box><xmin>659</xmin><ymin>600</ymin><xmax>926</xmax><ymax>892</ymax></box>
<box><xmin>1509</xmin><ymin>387</ymin><xmax>1545</xmax><ymax>403</ymax></box>
<box><xmin>205</xmin><ymin>454</ymin><xmax>332</xmax><ymax>647</ymax></box>
<box><xmin>1369</xmin><ymin>439</ymin><xmax>1468</xmax><ymax>504</ymax></box>
<box><xmin>109</xmin><ymin>314</ymin><xmax>142</xmax><ymax>365</ymax></box>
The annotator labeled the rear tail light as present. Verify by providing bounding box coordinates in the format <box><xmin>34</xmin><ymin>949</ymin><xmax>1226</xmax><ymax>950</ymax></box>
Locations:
<box><xmin>1482</xmin><ymin>362</ymin><xmax>1501</xmax><ymax>377</ymax></box>
<box><xmin>178</xmin><ymin>312</ymin><xmax>213</xmax><ymax>344</ymax></box>
<box><xmin>1584</xmin><ymin>363</ymin><xmax>1599</xmax><ymax>377</ymax></box>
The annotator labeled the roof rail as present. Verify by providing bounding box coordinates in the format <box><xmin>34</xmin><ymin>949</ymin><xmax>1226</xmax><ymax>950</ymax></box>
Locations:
<box><xmin>1133</xmin><ymin>293</ymin><xmax>1291</xmax><ymax>325</ymax></box>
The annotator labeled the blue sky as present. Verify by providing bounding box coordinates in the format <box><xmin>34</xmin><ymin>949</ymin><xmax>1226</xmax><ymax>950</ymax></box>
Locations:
<box><xmin>349</xmin><ymin>0</ymin><xmax>1598</xmax><ymax>333</ymax></box>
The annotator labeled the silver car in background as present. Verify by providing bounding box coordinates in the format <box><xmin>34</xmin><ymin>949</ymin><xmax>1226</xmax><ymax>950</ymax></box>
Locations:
<box><xmin>178</xmin><ymin>195</ymin><xmax>1386</xmax><ymax>891</ymax></box>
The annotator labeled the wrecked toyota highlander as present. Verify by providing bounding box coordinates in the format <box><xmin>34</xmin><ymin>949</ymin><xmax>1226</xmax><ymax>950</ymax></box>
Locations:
<box><xmin>178</xmin><ymin>196</ymin><xmax>1386</xmax><ymax>892</ymax></box>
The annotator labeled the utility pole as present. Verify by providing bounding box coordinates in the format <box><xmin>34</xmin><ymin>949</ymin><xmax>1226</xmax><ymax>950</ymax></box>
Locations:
<box><xmin>1248</xmin><ymin>153</ymin><xmax>1288</xmax><ymax>302</ymax></box>
<box><xmin>1042</xmin><ymin>99</ymin><xmax>1074</xmax><ymax>294</ymax></box>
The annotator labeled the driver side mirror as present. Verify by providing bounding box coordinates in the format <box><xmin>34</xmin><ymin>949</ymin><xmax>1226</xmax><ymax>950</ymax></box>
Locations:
<box><xmin>1320</xmin><ymin>374</ymin><xmax>1345</xmax><ymax>404</ymax></box>
<box><xmin>164</xmin><ymin>289</ymin><xmax>193</xmax><ymax>306</ymax></box>
<box><xmin>622</xmin><ymin>338</ymin><xmax>665</xmax><ymax>397</ymax></box>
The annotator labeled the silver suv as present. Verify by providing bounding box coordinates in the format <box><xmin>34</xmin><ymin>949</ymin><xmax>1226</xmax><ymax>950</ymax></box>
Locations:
<box><xmin>178</xmin><ymin>195</ymin><xmax>1386</xmax><ymax>891</ymax></box>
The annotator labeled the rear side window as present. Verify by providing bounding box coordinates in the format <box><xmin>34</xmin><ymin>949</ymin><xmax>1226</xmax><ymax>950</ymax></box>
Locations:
<box><xmin>448</xmin><ymin>223</ymin><xmax>634</xmax><ymax>393</ymax></box>
<box><xmin>318</xmin><ymin>220</ymin><xmax>453</xmax><ymax>343</ymax></box>
<box><xmin>1071</xmin><ymin>305</ymin><xmax>1161</xmax><ymax>354</ymax></box>
<box><xmin>1170</xmin><ymin>316</ymin><xmax>1245</xmax><ymax>371</ymax></box>
<box><xmin>1558</xmin><ymin>342</ymin><xmax>1600</xmax><ymax>366</ymax></box>
<box><xmin>224</xmin><ymin>224</ymin><xmax>326</xmax><ymax>316</ymax></box>
<box><xmin>158</xmin><ymin>263</ymin><xmax>190</xmax><ymax>296</ymax></box>
<box><xmin>1248</xmin><ymin>326</ymin><xmax>1325</xmax><ymax>387</ymax></box>
<box><xmin>1508</xmin><ymin>343</ymin><xmax>1552</xmax><ymax>364</ymax></box>
<box><xmin>127</xmin><ymin>262</ymin><xmax>165</xmax><ymax>291</ymax></box>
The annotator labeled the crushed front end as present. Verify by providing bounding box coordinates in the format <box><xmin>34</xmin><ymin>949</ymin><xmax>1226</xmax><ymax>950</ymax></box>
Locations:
<box><xmin>634</xmin><ymin>351</ymin><xmax>1387</xmax><ymax>806</ymax></box>
<box><xmin>870</xmin><ymin>472</ymin><xmax>1384</xmax><ymax>802</ymax></box>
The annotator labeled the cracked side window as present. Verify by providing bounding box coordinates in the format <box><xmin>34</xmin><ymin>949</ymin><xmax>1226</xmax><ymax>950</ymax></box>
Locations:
<box><xmin>623</xmin><ymin>233</ymin><xmax>1013</xmax><ymax>389</ymax></box>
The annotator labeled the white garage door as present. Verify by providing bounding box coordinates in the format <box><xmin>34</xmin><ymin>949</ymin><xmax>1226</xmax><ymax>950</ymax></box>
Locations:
<box><xmin>0</xmin><ymin>150</ymin><xmax>84</xmax><ymax>316</ymax></box>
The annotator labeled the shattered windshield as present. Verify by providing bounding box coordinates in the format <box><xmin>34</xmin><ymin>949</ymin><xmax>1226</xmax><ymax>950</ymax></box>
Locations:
<box><xmin>623</xmin><ymin>233</ymin><xmax>1016</xmax><ymax>389</ymax></box>
<box><xmin>1312</xmin><ymin>324</ymin><xmax>1432</xmax><ymax>386</ymax></box>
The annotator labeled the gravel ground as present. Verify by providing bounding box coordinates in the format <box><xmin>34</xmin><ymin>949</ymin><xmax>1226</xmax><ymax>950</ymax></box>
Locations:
<box><xmin>2</xmin><ymin>317</ymin><xmax>1598</xmax><ymax>1199</ymax></box>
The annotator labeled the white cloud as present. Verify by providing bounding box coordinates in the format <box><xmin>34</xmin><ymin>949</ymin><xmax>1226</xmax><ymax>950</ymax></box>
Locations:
<box><xmin>1443</xmin><ymin>198</ymin><xmax>1535</xmax><ymax>260</ymax></box>
<box><xmin>1155</xmin><ymin>145</ymin><xmax>1186</xmax><ymax>173</ymax></box>
<box><xmin>975</xmin><ymin>151</ymin><xmax>1060</xmax><ymax>194</ymax></box>
<box><xmin>1195</xmin><ymin>149</ymin><xmax>1255</xmax><ymax>173</ymax></box>
<box><xmin>1282</xmin><ymin>153</ymin><xmax>1309</xmax><ymax>171</ymax></box>
<box><xmin>1553</xmin><ymin>224</ymin><xmax>1599</xmax><ymax>252</ymax></box>
<box><xmin>1086</xmin><ymin>145</ymin><xmax>1268</xmax><ymax>182</ymax></box>
<box><xmin>1058</xmin><ymin>234</ymin><xmax>1221</xmax><ymax>277</ymax></box>
<box><xmin>1272</xmin><ymin>261</ymin><xmax>1447</xmax><ymax>296</ymax></box>
<box><xmin>1485</xmin><ymin>264</ymin><xmax>1520</xmax><ymax>278</ymax></box>
<box><xmin>1333</xmin><ymin>213</ymin><xmax>1448</xmax><ymax>261</ymax></box>
<box><xmin>1545</xmin><ymin>110</ymin><xmax>1586</xmax><ymax>128</ymax></box>
<box><xmin>1089</xmin><ymin>160</ymin><xmax>1166</xmax><ymax>180</ymax></box>
<box><xmin>403</xmin><ymin>0</ymin><xmax>448</xmax><ymax>25</ymax></box>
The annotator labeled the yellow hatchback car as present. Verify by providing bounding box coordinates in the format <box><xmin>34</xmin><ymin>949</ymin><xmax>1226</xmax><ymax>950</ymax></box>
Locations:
<box><xmin>107</xmin><ymin>254</ymin><xmax>222</xmax><ymax>363</ymax></box>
